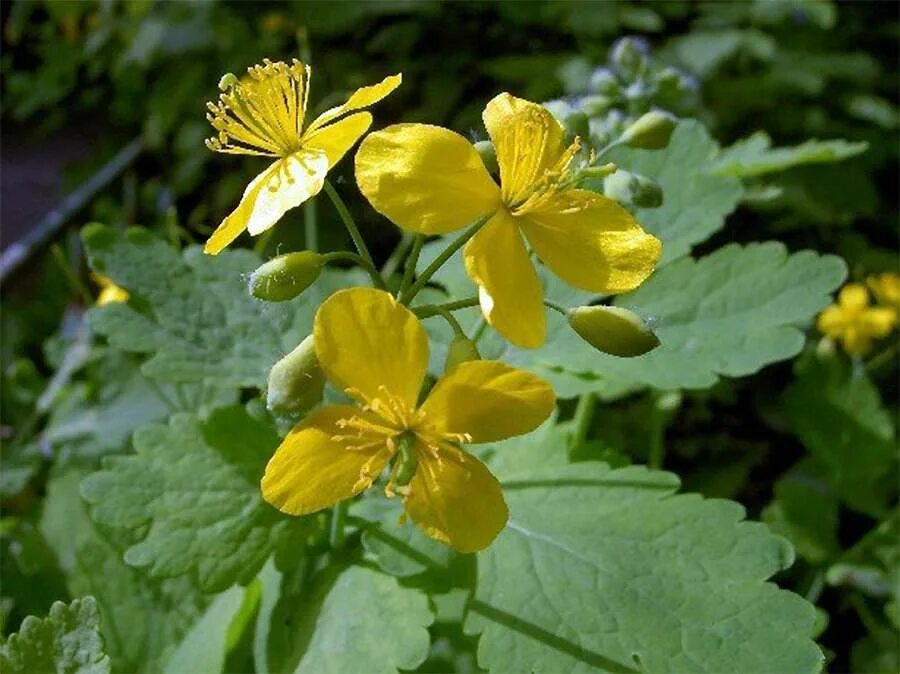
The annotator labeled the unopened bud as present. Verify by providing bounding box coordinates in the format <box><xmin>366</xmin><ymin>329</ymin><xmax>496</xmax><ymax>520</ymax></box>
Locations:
<box><xmin>610</xmin><ymin>37</ymin><xmax>649</xmax><ymax>81</ymax></box>
<box><xmin>444</xmin><ymin>335</ymin><xmax>481</xmax><ymax>372</ymax></box>
<box><xmin>568</xmin><ymin>305</ymin><xmax>659</xmax><ymax>357</ymax></box>
<box><xmin>580</xmin><ymin>94</ymin><xmax>613</xmax><ymax>117</ymax></box>
<box><xmin>249</xmin><ymin>251</ymin><xmax>323</xmax><ymax>302</ymax></box>
<box><xmin>588</xmin><ymin>68</ymin><xmax>619</xmax><ymax>96</ymax></box>
<box><xmin>473</xmin><ymin>140</ymin><xmax>498</xmax><ymax>175</ymax></box>
<box><xmin>604</xmin><ymin>170</ymin><xmax>663</xmax><ymax>209</ymax></box>
<box><xmin>266</xmin><ymin>335</ymin><xmax>325</xmax><ymax>416</ymax></box>
<box><xmin>620</xmin><ymin>110</ymin><xmax>677</xmax><ymax>150</ymax></box>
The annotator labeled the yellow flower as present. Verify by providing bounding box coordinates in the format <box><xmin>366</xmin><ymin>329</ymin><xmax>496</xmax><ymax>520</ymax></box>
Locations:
<box><xmin>817</xmin><ymin>283</ymin><xmax>896</xmax><ymax>356</ymax></box>
<box><xmin>92</xmin><ymin>273</ymin><xmax>129</xmax><ymax>306</ymax></box>
<box><xmin>204</xmin><ymin>60</ymin><xmax>401</xmax><ymax>255</ymax></box>
<box><xmin>261</xmin><ymin>287</ymin><xmax>555</xmax><ymax>552</ymax></box>
<box><xmin>355</xmin><ymin>92</ymin><xmax>662</xmax><ymax>348</ymax></box>
<box><xmin>867</xmin><ymin>272</ymin><xmax>900</xmax><ymax>313</ymax></box>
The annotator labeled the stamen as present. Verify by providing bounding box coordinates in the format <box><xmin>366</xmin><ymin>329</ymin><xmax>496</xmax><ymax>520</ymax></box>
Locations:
<box><xmin>509</xmin><ymin>137</ymin><xmax>583</xmax><ymax>216</ymax></box>
<box><xmin>205</xmin><ymin>59</ymin><xmax>310</xmax><ymax>157</ymax></box>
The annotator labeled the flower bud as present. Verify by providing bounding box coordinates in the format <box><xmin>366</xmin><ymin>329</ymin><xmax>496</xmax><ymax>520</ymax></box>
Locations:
<box><xmin>568</xmin><ymin>305</ymin><xmax>660</xmax><ymax>357</ymax></box>
<box><xmin>610</xmin><ymin>37</ymin><xmax>649</xmax><ymax>81</ymax></box>
<box><xmin>444</xmin><ymin>335</ymin><xmax>481</xmax><ymax>372</ymax></box>
<box><xmin>580</xmin><ymin>94</ymin><xmax>613</xmax><ymax>117</ymax></box>
<box><xmin>604</xmin><ymin>170</ymin><xmax>663</xmax><ymax>209</ymax></box>
<box><xmin>474</xmin><ymin>140</ymin><xmax>498</xmax><ymax>176</ymax></box>
<box><xmin>588</xmin><ymin>68</ymin><xmax>619</xmax><ymax>97</ymax></box>
<box><xmin>266</xmin><ymin>335</ymin><xmax>325</xmax><ymax>416</ymax></box>
<box><xmin>620</xmin><ymin>110</ymin><xmax>677</xmax><ymax>150</ymax></box>
<box><xmin>249</xmin><ymin>251</ymin><xmax>323</xmax><ymax>302</ymax></box>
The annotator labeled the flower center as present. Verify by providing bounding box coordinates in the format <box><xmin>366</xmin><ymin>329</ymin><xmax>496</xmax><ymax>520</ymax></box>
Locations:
<box><xmin>205</xmin><ymin>59</ymin><xmax>310</xmax><ymax>157</ymax></box>
<box><xmin>505</xmin><ymin>138</ymin><xmax>583</xmax><ymax>216</ymax></box>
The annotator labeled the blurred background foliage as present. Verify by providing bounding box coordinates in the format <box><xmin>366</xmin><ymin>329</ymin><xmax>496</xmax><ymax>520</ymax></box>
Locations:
<box><xmin>1</xmin><ymin>1</ymin><xmax>898</xmax><ymax>672</ymax></box>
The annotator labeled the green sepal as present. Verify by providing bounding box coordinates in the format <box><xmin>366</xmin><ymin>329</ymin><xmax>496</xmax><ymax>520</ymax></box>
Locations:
<box><xmin>620</xmin><ymin>110</ymin><xmax>678</xmax><ymax>150</ymax></box>
<box><xmin>266</xmin><ymin>335</ymin><xmax>325</xmax><ymax>416</ymax></box>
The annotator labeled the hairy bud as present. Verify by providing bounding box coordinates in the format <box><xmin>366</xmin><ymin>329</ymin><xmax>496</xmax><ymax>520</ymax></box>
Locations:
<box><xmin>266</xmin><ymin>335</ymin><xmax>325</xmax><ymax>416</ymax></box>
<box><xmin>249</xmin><ymin>251</ymin><xmax>323</xmax><ymax>302</ymax></box>
<box><xmin>620</xmin><ymin>110</ymin><xmax>677</xmax><ymax>150</ymax></box>
<box><xmin>568</xmin><ymin>305</ymin><xmax>660</xmax><ymax>357</ymax></box>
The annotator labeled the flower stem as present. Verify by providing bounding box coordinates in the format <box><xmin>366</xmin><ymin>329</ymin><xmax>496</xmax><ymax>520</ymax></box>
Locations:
<box><xmin>544</xmin><ymin>299</ymin><xmax>568</xmax><ymax>316</ymax></box>
<box><xmin>380</xmin><ymin>232</ymin><xmax>414</xmax><ymax>279</ymax></box>
<box><xmin>304</xmin><ymin>198</ymin><xmax>318</xmax><ymax>252</ymax></box>
<box><xmin>399</xmin><ymin>214</ymin><xmax>490</xmax><ymax>305</ymax></box>
<box><xmin>413</xmin><ymin>296</ymin><xmax>479</xmax><ymax>318</ymax></box>
<box><xmin>323</xmin><ymin>180</ymin><xmax>382</xmax><ymax>284</ymax></box>
<box><xmin>398</xmin><ymin>234</ymin><xmax>425</xmax><ymax>299</ymax></box>
<box><xmin>571</xmin><ymin>393</ymin><xmax>596</xmax><ymax>451</ymax></box>
<box><xmin>321</xmin><ymin>251</ymin><xmax>387</xmax><ymax>290</ymax></box>
<box><xmin>329</xmin><ymin>501</ymin><xmax>347</xmax><ymax>549</ymax></box>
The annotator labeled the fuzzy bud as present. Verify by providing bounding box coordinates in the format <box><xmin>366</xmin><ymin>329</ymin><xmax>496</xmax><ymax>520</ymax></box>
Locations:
<box><xmin>620</xmin><ymin>110</ymin><xmax>677</xmax><ymax>150</ymax></box>
<box><xmin>266</xmin><ymin>335</ymin><xmax>325</xmax><ymax>416</ymax></box>
<box><xmin>568</xmin><ymin>305</ymin><xmax>660</xmax><ymax>357</ymax></box>
<box><xmin>249</xmin><ymin>251</ymin><xmax>323</xmax><ymax>302</ymax></box>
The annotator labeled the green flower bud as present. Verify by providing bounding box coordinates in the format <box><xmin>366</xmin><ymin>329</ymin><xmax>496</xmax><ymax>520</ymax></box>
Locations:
<box><xmin>588</xmin><ymin>68</ymin><xmax>619</xmax><ymax>96</ymax></box>
<box><xmin>603</xmin><ymin>170</ymin><xmax>663</xmax><ymax>209</ymax></box>
<box><xmin>444</xmin><ymin>334</ymin><xmax>481</xmax><ymax>372</ymax></box>
<box><xmin>610</xmin><ymin>37</ymin><xmax>648</xmax><ymax>81</ymax></box>
<box><xmin>568</xmin><ymin>305</ymin><xmax>660</xmax><ymax>357</ymax></box>
<box><xmin>580</xmin><ymin>94</ymin><xmax>613</xmax><ymax>117</ymax></box>
<box><xmin>474</xmin><ymin>140</ymin><xmax>498</xmax><ymax>175</ymax></box>
<box><xmin>266</xmin><ymin>335</ymin><xmax>325</xmax><ymax>416</ymax></box>
<box><xmin>249</xmin><ymin>251</ymin><xmax>323</xmax><ymax>302</ymax></box>
<box><xmin>620</xmin><ymin>110</ymin><xmax>677</xmax><ymax>150</ymax></box>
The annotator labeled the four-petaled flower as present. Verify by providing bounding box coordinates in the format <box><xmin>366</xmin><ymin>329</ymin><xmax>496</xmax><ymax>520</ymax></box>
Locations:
<box><xmin>261</xmin><ymin>287</ymin><xmax>555</xmax><ymax>552</ymax></box>
<box><xmin>355</xmin><ymin>92</ymin><xmax>662</xmax><ymax>348</ymax></box>
<box><xmin>817</xmin><ymin>283</ymin><xmax>896</xmax><ymax>356</ymax></box>
<box><xmin>204</xmin><ymin>59</ymin><xmax>401</xmax><ymax>255</ymax></box>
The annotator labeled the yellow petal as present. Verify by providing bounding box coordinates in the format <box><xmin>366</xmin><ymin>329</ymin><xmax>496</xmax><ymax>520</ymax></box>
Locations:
<box><xmin>355</xmin><ymin>123</ymin><xmax>501</xmax><ymax>234</ymax></box>
<box><xmin>261</xmin><ymin>405</ymin><xmax>390</xmax><ymax>515</ymax></box>
<box><xmin>421</xmin><ymin>360</ymin><xmax>555</xmax><ymax>443</ymax></box>
<box><xmin>463</xmin><ymin>210</ymin><xmax>545</xmax><ymax>348</ymax></box>
<box><xmin>301</xmin><ymin>111</ymin><xmax>372</xmax><ymax>168</ymax></box>
<box><xmin>839</xmin><ymin>283</ymin><xmax>870</xmax><ymax>310</ymax></box>
<box><xmin>816</xmin><ymin>305</ymin><xmax>848</xmax><ymax>338</ymax></box>
<box><xmin>404</xmin><ymin>447</ymin><xmax>508</xmax><ymax>553</ymax></box>
<box><xmin>204</xmin><ymin>151</ymin><xmax>329</xmax><ymax>255</ymax></box>
<box><xmin>314</xmin><ymin>287</ymin><xmax>428</xmax><ymax>409</ymax></box>
<box><xmin>518</xmin><ymin>189</ymin><xmax>661</xmax><ymax>294</ymax></box>
<box><xmin>483</xmin><ymin>92</ymin><xmax>567</xmax><ymax>205</ymax></box>
<box><xmin>305</xmin><ymin>73</ymin><xmax>402</xmax><ymax>135</ymax></box>
<box><xmin>861</xmin><ymin>307</ymin><xmax>897</xmax><ymax>337</ymax></box>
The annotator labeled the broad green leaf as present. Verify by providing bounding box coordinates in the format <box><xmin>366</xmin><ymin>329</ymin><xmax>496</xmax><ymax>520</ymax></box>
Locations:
<box><xmin>467</xmin><ymin>462</ymin><xmax>823</xmax><ymax>673</ymax></box>
<box><xmin>163</xmin><ymin>586</ymin><xmax>246</xmax><ymax>674</ymax></box>
<box><xmin>0</xmin><ymin>597</ymin><xmax>110</xmax><ymax>674</ymax></box>
<box><xmin>784</xmin><ymin>356</ymin><xmax>896</xmax><ymax>515</ymax></box>
<box><xmin>40</xmin><ymin>466</ymin><xmax>206</xmax><ymax>674</ymax></box>
<box><xmin>607</xmin><ymin>120</ymin><xmax>743</xmax><ymax>264</ymax></box>
<box><xmin>506</xmin><ymin>242</ymin><xmax>847</xmax><ymax>397</ymax></box>
<box><xmin>82</xmin><ymin>224</ymin><xmax>365</xmax><ymax>389</ymax></box>
<box><xmin>80</xmin><ymin>405</ymin><xmax>305</xmax><ymax>592</ymax></box>
<box><xmin>262</xmin><ymin>562</ymin><xmax>433</xmax><ymax>674</ymax></box>
<box><xmin>710</xmin><ymin>132</ymin><xmax>868</xmax><ymax>178</ymax></box>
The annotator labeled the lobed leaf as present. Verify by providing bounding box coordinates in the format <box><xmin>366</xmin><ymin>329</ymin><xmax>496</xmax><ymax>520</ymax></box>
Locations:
<box><xmin>710</xmin><ymin>132</ymin><xmax>868</xmax><ymax>178</ymax></box>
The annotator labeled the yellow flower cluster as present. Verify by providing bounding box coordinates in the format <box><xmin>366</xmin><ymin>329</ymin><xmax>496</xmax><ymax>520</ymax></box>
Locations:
<box><xmin>817</xmin><ymin>273</ymin><xmax>899</xmax><ymax>356</ymax></box>
<box><xmin>204</xmin><ymin>60</ymin><xmax>662</xmax><ymax>550</ymax></box>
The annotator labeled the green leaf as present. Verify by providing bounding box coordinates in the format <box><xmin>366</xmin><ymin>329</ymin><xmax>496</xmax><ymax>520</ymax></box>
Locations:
<box><xmin>507</xmin><ymin>242</ymin><xmax>846</xmax><ymax>398</ymax></box>
<box><xmin>82</xmin><ymin>224</ymin><xmax>365</xmax><ymax>389</ymax></box>
<box><xmin>80</xmin><ymin>405</ymin><xmax>304</xmax><ymax>592</ymax></box>
<box><xmin>784</xmin><ymin>356</ymin><xmax>896</xmax><ymax>515</ymax></box>
<box><xmin>262</xmin><ymin>562</ymin><xmax>433</xmax><ymax>674</ymax></box>
<box><xmin>0</xmin><ymin>597</ymin><xmax>110</xmax><ymax>674</ymax></box>
<box><xmin>710</xmin><ymin>132</ymin><xmax>868</xmax><ymax>178</ymax></box>
<box><xmin>466</xmin><ymin>462</ymin><xmax>823</xmax><ymax>673</ymax></box>
<box><xmin>607</xmin><ymin>120</ymin><xmax>743</xmax><ymax>264</ymax></box>
<box><xmin>163</xmin><ymin>586</ymin><xmax>246</xmax><ymax>674</ymax></box>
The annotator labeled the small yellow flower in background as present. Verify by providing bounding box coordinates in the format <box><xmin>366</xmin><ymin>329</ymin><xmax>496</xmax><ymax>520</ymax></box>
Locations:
<box><xmin>355</xmin><ymin>92</ymin><xmax>661</xmax><ymax>349</ymax></box>
<box><xmin>817</xmin><ymin>283</ymin><xmax>896</xmax><ymax>356</ymax></box>
<box><xmin>92</xmin><ymin>273</ymin><xmax>129</xmax><ymax>306</ymax></box>
<box><xmin>204</xmin><ymin>59</ymin><xmax>401</xmax><ymax>255</ymax></box>
<box><xmin>261</xmin><ymin>287</ymin><xmax>555</xmax><ymax>552</ymax></box>
<box><xmin>867</xmin><ymin>271</ymin><xmax>900</xmax><ymax>313</ymax></box>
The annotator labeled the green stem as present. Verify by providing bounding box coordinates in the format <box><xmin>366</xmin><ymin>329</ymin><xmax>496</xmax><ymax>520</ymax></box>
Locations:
<box><xmin>647</xmin><ymin>393</ymin><xmax>667</xmax><ymax>469</ymax></box>
<box><xmin>437</xmin><ymin>309</ymin><xmax>466</xmax><ymax>339</ymax></box>
<box><xmin>329</xmin><ymin>501</ymin><xmax>347</xmax><ymax>549</ymax></box>
<box><xmin>323</xmin><ymin>180</ymin><xmax>378</xmax><ymax>279</ymax></box>
<box><xmin>381</xmin><ymin>232</ymin><xmax>414</xmax><ymax>279</ymax></box>
<box><xmin>544</xmin><ymin>299</ymin><xmax>568</xmax><ymax>316</ymax></box>
<box><xmin>321</xmin><ymin>251</ymin><xmax>387</xmax><ymax>290</ymax></box>
<box><xmin>571</xmin><ymin>393</ymin><xmax>596</xmax><ymax>450</ymax></box>
<box><xmin>50</xmin><ymin>245</ymin><xmax>92</xmax><ymax>305</ymax></box>
<box><xmin>304</xmin><ymin>198</ymin><xmax>318</xmax><ymax>252</ymax></box>
<box><xmin>399</xmin><ymin>214</ymin><xmax>490</xmax><ymax>305</ymax></box>
<box><xmin>398</xmin><ymin>234</ymin><xmax>425</xmax><ymax>299</ymax></box>
<box><xmin>413</xmin><ymin>296</ymin><xmax>479</xmax><ymax>318</ymax></box>
<box><xmin>471</xmin><ymin>317</ymin><xmax>488</xmax><ymax>344</ymax></box>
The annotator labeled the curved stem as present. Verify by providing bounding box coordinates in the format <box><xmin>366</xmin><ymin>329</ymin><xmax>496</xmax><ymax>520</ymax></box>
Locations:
<box><xmin>323</xmin><ymin>180</ymin><xmax>383</xmax><ymax>285</ymax></box>
<box><xmin>398</xmin><ymin>234</ymin><xmax>425</xmax><ymax>299</ymax></box>
<box><xmin>437</xmin><ymin>308</ymin><xmax>466</xmax><ymax>339</ymax></box>
<box><xmin>544</xmin><ymin>299</ymin><xmax>568</xmax><ymax>316</ymax></box>
<box><xmin>413</xmin><ymin>296</ymin><xmax>479</xmax><ymax>318</ymax></box>
<box><xmin>399</xmin><ymin>214</ymin><xmax>490</xmax><ymax>305</ymax></box>
<box><xmin>329</xmin><ymin>501</ymin><xmax>347</xmax><ymax>549</ymax></box>
<box><xmin>321</xmin><ymin>251</ymin><xmax>387</xmax><ymax>290</ymax></box>
<box><xmin>381</xmin><ymin>232</ymin><xmax>414</xmax><ymax>278</ymax></box>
